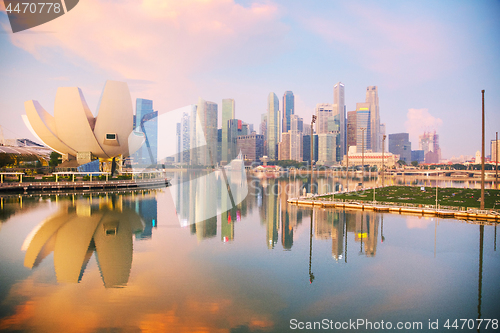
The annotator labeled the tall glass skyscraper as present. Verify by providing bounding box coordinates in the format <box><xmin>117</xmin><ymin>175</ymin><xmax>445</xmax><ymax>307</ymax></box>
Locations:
<box><xmin>222</xmin><ymin>99</ymin><xmax>235</xmax><ymax>164</ymax></box>
<box><xmin>134</xmin><ymin>98</ymin><xmax>157</xmax><ymax>165</ymax></box>
<box><xmin>267</xmin><ymin>93</ymin><xmax>280</xmax><ymax>160</ymax></box>
<box><xmin>333</xmin><ymin>82</ymin><xmax>346</xmax><ymax>159</ymax></box>
<box><xmin>282</xmin><ymin>91</ymin><xmax>294</xmax><ymax>133</ymax></box>
<box><xmin>366</xmin><ymin>86</ymin><xmax>380</xmax><ymax>152</ymax></box>
<box><xmin>194</xmin><ymin>98</ymin><xmax>218</xmax><ymax>166</ymax></box>
<box><xmin>356</xmin><ymin>103</ymin><xmax>371</xmax><ymax>154</ymax></box>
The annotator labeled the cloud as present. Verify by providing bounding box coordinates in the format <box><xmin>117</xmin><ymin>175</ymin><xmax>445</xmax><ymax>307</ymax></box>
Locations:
<box><xmin>299</xmin><ymin>3</ymin><xmax>455</xmax><ymax>86</ymax></box>
<box><xmin>7</xmin><ymin>0</ymin><xmax>288</xmax><ymax>111</ymax></box>
<box><xmin>404</xmin><ymin>108</ymin><xmax>442</xmax><ymax>146</ymax></box>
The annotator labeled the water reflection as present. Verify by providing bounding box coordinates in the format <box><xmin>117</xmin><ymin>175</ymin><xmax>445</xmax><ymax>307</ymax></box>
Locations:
<box><xmin>22</xmin><ymin>195</ymin><xmax>147</xmax><ymax>288</ymax></box>
<box><xmin>1</xmin><ymin>175</ymin><xmax>499</xmax><ymax>332</ymax></box>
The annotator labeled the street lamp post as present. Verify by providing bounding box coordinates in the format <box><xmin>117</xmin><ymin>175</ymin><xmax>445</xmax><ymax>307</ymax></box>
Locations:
<box><xmin>480</xmin><ymin>90</ymin><xmax>485</xmax><ymax>210</ymax></box>
<box><xmin>436</xmin><ymin>174</ymin><xmax>438</xmax><ymax>210</ymax></box>
<box><xmin>346</xmin><ymin>124</ymin><xmax>351</xmax><ymax>192</ymax></box>
<box><xmin>361</xmin><ymin>127</ymin><xmax>366</xmax><ymax>188</ymax></box>
<box><xmin>496</xmin><ymin>131</ymin><xmax>498</xmax><ymax>190</ymax></box>
<box><xmin>382</xmin><ymin>135</ymin><xmax>386</xmax><ymax>187</ymax></box>
<box><xmin>310</xmin><ymin>115</ymin><xmax>317</xmax><ymax>195</ymax></box>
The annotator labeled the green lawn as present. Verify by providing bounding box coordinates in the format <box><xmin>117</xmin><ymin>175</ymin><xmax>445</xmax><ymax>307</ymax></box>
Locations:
<box><xmin>320</xmin><ymin>186</ymin><xmax>500</xmax><ymax>210</ymax></box>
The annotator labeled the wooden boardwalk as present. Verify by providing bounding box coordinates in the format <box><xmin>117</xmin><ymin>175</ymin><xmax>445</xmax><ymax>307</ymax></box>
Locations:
<box><xmin>287</xmin><ymin>197</ymin><xmax>500</xmax><ymax>224</ymax></box>
<box><xmin>0</xmin><ymin>179</ymin><xmax>170</xmax><ymax>193</ymax></box>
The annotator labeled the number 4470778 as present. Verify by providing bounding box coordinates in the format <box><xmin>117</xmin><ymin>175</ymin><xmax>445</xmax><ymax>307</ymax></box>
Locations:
<box><xmin>5</xmin><ymin>2</ymin><xmax>62</xmax><ymax>14</ymax></box>
<box><xmin>444</xmin><ymin>319</ymin><xmax>498</xmax><ymax>330</ymax></box>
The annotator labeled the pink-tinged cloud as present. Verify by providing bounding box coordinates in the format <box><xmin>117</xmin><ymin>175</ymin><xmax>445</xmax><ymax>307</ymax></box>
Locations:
<box><xmin>7</xmin><ymin>0</ymin><xmax>288</xmax><ymax>112</ymax></box>
<box><xmin>404</xmin><ymin>108</ymin><xmax>442</xmax><ymax>147</ymax></box>
<box><xmin>299</xmin><ymin>3</ymin><xmax>455</xmax><ymax>86</ymax></box>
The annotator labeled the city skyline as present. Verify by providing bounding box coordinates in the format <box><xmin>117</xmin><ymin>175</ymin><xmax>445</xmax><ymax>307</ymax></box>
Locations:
<box><xmin>0</xmin><ymin>0</ymin><xmax>499</xmax><ymax>158</ymax></box>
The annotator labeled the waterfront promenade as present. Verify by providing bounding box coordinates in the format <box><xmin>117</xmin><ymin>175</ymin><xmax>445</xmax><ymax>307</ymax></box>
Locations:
<box><xmin>288</xmin><ymin>188</ymin><xmax>500</xmax><ymax>223</ymax></box>
<box><xmin>0</xmin><ymin>178</ymin><xmax>169</xmax><ymax>193</ymax></box>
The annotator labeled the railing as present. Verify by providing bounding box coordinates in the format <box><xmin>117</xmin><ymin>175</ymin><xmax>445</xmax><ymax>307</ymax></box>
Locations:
<box><xmin>306</xmin><ymin>195</ymin><xmax>500</xmax><ymax>214</ymax></box>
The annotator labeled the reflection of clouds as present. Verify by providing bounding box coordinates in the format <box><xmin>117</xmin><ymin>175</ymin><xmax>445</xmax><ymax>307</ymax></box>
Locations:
<box><xmin>299</xmin><ymin>246</ymin><xmax>442</xmax><ymax>320</ymax></box>
<box><xmin>2</xmin><ymin>224</ymin><xmax>283</xmax><ymax>332</ymax></box>
<box><xmin>405</xmin><ymin>216</ymin><xmax>433</xmax><ymax>229</ymax></box>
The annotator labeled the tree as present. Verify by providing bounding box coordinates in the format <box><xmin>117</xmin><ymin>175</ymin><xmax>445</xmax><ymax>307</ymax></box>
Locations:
<box><xmin>411</xmin><ymin>160</ymin><xmax>419</xmax><ymax>167</ymax></box>
<box><xmin>49</xmin><ymin>152</ymin><xmax>62</xmax><ymax>167</ymax></box>
<box><xmin>0</xmin><ymin>153</ymin><xmax>15</xmax><ymax>168</ymax></box>
<box><xmin>397</xmin><ymin>159</ymin><xmax>407</xmax><ymax>166</ymax></box>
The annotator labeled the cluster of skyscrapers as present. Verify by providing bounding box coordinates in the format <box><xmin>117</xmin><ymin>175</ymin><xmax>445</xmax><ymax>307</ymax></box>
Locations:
<box><xmin>265</xmin><ymin>84</ymin><xmax>385</xmax><ymax>166</ymax></box>
<box><xmin>131</xmin><ymin>83</ymin><xmax>424</xmax><ymax>167</ymax></box>
<box><xmin>388</xmin><ymin>131</ymin><xmax>441</xmax><ymax>165</ymax></box>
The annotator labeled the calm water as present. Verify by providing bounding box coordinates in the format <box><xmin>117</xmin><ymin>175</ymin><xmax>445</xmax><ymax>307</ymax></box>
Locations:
<box><xmin>0</xmin><ymin>174</ymin><xmax>499</xmax><ymax>332</ymax></box>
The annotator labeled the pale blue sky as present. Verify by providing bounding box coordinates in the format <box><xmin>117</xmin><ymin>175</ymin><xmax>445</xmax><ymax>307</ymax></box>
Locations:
<box><xmin>1</xmin><ymin>0</ymin><xmax>499</xmax><ymax>159</ymax></box>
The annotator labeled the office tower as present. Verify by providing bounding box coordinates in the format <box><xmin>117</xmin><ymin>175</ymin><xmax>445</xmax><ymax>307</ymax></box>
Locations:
<box><xmin>278</xmin><ymin>132</ymin><xmax>291</xmax><ymax>160</ymax></box>
<box><xmin>190</xmin><ymin>99</ymin><xmax>217</xmax><ymax>166</ymax></box>
<box><xmin>356</xmin><ymin>103</ymin><xmax>371</xmax><ymax>153</ymax></box>
<box><xmin>176</xmin><ymin>123</ymin><xmax>181</xmax><ymax>163</ymax></box>
<box><xmin>315</xmin><ymin>103</ymin><xmax>333</xmax><ymax>134</ymax></box>
<box><xmin>237</xmin><ymin>134</ymin><xmax>264</xmax><ymax>161</ymax></box>
<box><xmin>260</xmin><ymin>114</ymin><xmax>267</xmax><ymax>156</ymax></box>
<box><xmin>189</xmin><ymin>104</ymin><xmax>200</xmax><ymax>165</ymax></box>
<box><xmin>411</xmin><ymin>150</ymin><xmax>424</xmax><ymax>163</ymax></box>
<box><xmin>289</xmin><ymin>114</ymin><xmax>303</xmax><ymax>162</ymax></box>
<box><xmin>388</xmin><ymin>133</ymin><xmax>411</xmax><ymax>163</ymax></box>
<box><xmin>267</xmin><ymin>93</ymin><xmax>280</xmax><ymax>160</ymax></box>
<box><xmin>303</xmin><ymin>125</ymin><xmax>311</xmax><ymax>135</ymax></box>
<box><xmin>347</xmin><ymin>111</ymin><xmax>357</xmax><ymax>148</ymax></box>
<box><xmin>181</xmin><ymin>112</ymin><xmax>190</xmax><ymax>163</ymax></box>
<box><xmin>290</xmin><ymin>114</ymin><xmax>303</xmax><ymax>132</ymax></box>
<box><xmin>217</xmin><ymin>128</ymin><xmax>222</xmax><ymax>163</ymax></box>
<box><xmin>419</xmin><ymin>131</ymin><xmax>441</xmax><ymax>163</ymax></box>
<box><xmin>227</xmin><ymin>119</ymin><xmax>240</xmax><ymax>161</ymax></box>
<box><xmin>134</xmin><ymin>98</ymin><xmax>158</xmax><ymax>165</ymax></box>
<box><xmin>260</xmin><ymin>114</ymin><xmax>267</xmax><ymax>137</ymax></box>
<box><xmin>366</xmin><ymin>86</ymin><xmax>380</xmax><ymax>152</ymax></box>
<box><xmin>282</xmin><ymin>91</ymin><xmax>294</xmax><ymax>133</ymax></box>
<box><xmin>303</xmin><ymin>135</ymin><xmax>318</xmax><ymax>163</ymax></box>
<box><xmin>318</xmin><ymin>133</ymin><xmax>336</xmax><ymax>165</ymax></box>
<box><xmin>380</xmin><ymin>123</ymin><xmax>386</xmax><ymax>152</ymax></box>
<box><xmin>491</xmin><ymin>139</ymin><xmax>500</xmax><ymax>163</ymax></box>
<box><xmin>241</xmin><ymin>123</ymin><xmax>249</xmax><ymax>136</ymax></box>
<box><xmin>221</xmin><ymin>99</ymin><xmax>235</xmax><ymax>164</ymax></box>
<box><xmin>196</xmin><ymin>98</ymin><xmax>218</xmax><ymax>166</ymax></box>
<box><xmin>333</xmin><ymin>82</ymin><xmax>346</xmax><ymax>158</ymax></box>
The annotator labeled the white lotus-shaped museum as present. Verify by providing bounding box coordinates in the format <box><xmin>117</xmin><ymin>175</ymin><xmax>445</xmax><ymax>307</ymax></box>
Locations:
<box><xmin>23</xmin><ymin>80</ymin><xmax>145</xmax><ymax>164</ymax></box>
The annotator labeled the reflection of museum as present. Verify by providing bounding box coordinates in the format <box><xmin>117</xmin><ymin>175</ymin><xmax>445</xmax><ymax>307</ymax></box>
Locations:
<box><xmin>22</xmin><ymin>194</ymin><xmax>158</xmax><ymax>288</ymax></box>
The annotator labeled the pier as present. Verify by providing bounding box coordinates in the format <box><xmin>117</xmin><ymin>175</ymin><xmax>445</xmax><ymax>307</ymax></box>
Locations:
<box><xmin>287</xmin><ymin>196</ymin><xmax>500</xmax><ymax>224</ymax></box>
<box><xmin>0</xmin><ymin>178</ymin><xmax>169</xmax><ymax>193</ymax></box>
